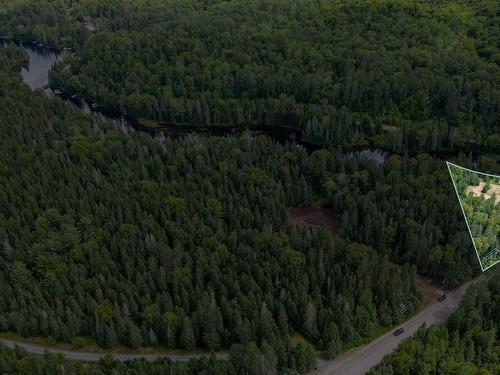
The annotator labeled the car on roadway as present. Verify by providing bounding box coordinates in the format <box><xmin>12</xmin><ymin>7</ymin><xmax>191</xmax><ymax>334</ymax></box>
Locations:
<box><xmin>393</xmin><ymin>328</ymin><xmax>404</xmax><ymax>336</ymax></box>
<box><xmin>437</xmin><ymin>294</ymin><xmax>447</xmax><ymax>302</ymax></box>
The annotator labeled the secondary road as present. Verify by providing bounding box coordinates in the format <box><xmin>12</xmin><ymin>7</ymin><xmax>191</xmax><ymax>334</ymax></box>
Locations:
<box><xmin>0</xmin><ymin>272</ymin><xmax>492</xmax><ymax>368</ymax></box>
<box><xmin>313</xmin><ymin>273</ymin><xmax>488</xmax><ymax>375</ymax></box>
<box><xmin>0</xmin><ymin>338</ymin><xmax>228</xmax><ymax>362</ymax></box>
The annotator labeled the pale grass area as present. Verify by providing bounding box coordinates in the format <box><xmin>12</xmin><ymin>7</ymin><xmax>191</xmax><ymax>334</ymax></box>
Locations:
<box><xmin>468</xmin><ymin>181</ymin><xmax>500</xmax><ymax>204</ymax></box>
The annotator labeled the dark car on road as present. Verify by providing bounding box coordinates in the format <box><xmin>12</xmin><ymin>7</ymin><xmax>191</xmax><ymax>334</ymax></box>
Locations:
<box><xmin>393</xmin><ymin>328</ymin><xmax>404</xmax><ymax>336</ymax></box>
<box><xmin>437</xmin><ymin>294</ymin><xmax>447</xmax><ymax>302</ymax></box>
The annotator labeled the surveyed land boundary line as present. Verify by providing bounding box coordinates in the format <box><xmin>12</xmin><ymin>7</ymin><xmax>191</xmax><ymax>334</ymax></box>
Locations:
<box><xmin>446</xmin><ymin>161</ymin><xmax>500</xmax><ymax>272</ymax></box>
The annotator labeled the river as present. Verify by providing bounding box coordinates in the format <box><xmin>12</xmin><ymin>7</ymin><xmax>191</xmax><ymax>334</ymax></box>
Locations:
<box><xmin>15</xmin><ymin>43</ymin><xmax>392</xmax><ymax>164</ymax></box>
<box><xmin>20</xmin><ymin>44</ymin><xmax>60</xmax><ymax>91</ymax></box>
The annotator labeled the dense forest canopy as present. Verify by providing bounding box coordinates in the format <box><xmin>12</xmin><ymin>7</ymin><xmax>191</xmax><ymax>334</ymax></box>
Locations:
<box><xmin>0</xmin><ymin>346</ymin><xmax>231</xmax><ymax>375</ymax></box>
<box><xmin>369</xmin><ymin>272</ymin><xmax>500</xmax><ymax>375</ymax></box>
<box><xmin>0</xmin><ymin>341</ymin><xmax>314</xmax><ymax>375</ymax></box>
<box><xmin>449</xmin><ymin>163</ymin><xmax>500</xmax><ymax>270</ymax></box>
<box><xmin>1</xmin><ymin>0</ymin><xmax>499</xmax><ymax>152</ymax></box>
<box><xmin>0</xmin><ymin>1</ymin><xmax>499</xmax><ymax>373</ymax></box>
<box><xmin>0</xmin><ymin>41</ymin><xmax>493</xmax><ymax>360</ymax></box>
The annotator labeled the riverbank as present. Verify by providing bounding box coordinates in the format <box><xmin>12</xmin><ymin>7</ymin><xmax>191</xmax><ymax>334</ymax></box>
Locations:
<box><xmin>5</xmin><ymin>40</ymin><xmax>493</xmax><ymax>163</ymax></box>
<box><xmin>52</xmin><ymin>89</ymin><xmax>499</xmax><ymax>162</ymax></box>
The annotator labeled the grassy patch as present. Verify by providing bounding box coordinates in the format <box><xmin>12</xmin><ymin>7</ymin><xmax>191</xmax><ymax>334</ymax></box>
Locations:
<box><xmin>0</xmin><ymin>331</ymin><xmax>221</xmax><ymax>355</ymax></box>
<box><xmin>136</xmin><ymin>117</ymin><xmax>163</xmax><ymax>128</ymax></box>
<box><xmin>350</xmin><ymin>325</ymin><xmax>392</xmax><ymax>348</ymax></box>
<box><xmin>291</xmin><ymin>333</ymin><xmax>313</xmax><ymax>347</ymax></box>
<box><xmin>319</xmin><ymin>302</ymin><xmax>427</xmax><ymax>359</ymax></box>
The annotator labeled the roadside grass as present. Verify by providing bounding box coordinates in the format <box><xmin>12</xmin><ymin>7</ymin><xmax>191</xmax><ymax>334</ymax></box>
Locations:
<box><xmin>0</xmin><ymin>331</ymin><xmax>220</xmax><ymax>355</ymax></box>
<box><xmin>137</xmin><ymin>117</ymin><xmax>163</xmax><ymax>128</ymax></box>
<box><xmin>318</xmin><ymin>302</ymin><xmax>427</xmax><ymax>359</ymax></box>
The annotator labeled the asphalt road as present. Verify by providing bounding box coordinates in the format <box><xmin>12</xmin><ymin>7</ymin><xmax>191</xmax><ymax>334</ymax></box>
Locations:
<box><xmin>313</xmin><ymin>274</ymin><xmax>487</xmax><ymax>375</ymax></box>
<box><xmin>0</xmin><ymin>338</ymin><xmax>228</xmax><ymax>362</ymax></box>
<box><xmin>0</xmin><ymin>273</ymin><xmax>490</xmax><ymax>368</ymax></box>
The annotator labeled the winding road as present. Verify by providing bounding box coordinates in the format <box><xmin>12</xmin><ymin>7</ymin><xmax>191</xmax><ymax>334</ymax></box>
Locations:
<box><xmin>0</xmin><ymin>338</ymin><xmax>228</xmax><ymax>362</ymax></box>
<box><xmin>0</xmin><ymin>272</ymin><xmax>492</xmax><ymax>370</ymax></box>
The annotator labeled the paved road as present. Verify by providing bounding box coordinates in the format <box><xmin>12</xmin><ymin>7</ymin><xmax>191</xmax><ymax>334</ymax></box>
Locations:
<box><xmin>0</xmin><ymin>273</ymin><xmax>491</xmax><ymax>368</ymax></box>
<box><xmin>313</xmin><ymin>274</ymin><xmax>487</xmax><ymax>375</ymax></box>
<box><xmin>0</xmin><ymin>338</ymin><xmax>228</xmax><ymax>362</ymax></box>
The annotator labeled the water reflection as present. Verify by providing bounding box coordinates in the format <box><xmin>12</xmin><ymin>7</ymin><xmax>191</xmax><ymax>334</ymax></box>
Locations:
<box><xmin>346</xmin><ymin>149</ymin><xmax>388</xmax><ymax>165</ymax></box>
<box><xmin>11</xmin><ymin>43</ymin><xmax>389</xmax><ymax>162</ymax></box>
<box><xmin>20</xmin><ymin>46</ymin><xmax>61</xmax><ymax>90</ymax></box>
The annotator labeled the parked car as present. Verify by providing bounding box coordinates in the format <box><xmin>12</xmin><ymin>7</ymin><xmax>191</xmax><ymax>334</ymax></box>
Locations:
<box><xmin>393</xmin><ymin>328</ymin><xmax>404</xmax><ymax>336</ymax></box>
<box><xmin>437</xmin><ymin>294</ymin><xmax>447</xmax><ymax>302</ymax></box>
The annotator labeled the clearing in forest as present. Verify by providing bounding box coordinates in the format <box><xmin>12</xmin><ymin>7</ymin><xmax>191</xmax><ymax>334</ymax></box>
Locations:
<box><xmin>468</xmin><ymin>181</ymin><xmax>500</xmax><ymax>204</ymax></box>
<box><xmin>447</xmin><ymin>162</ymin><xmax>500</xmax><ymax>271</ymax></box>
<box><xmin>288</xmin><ymin>207</ymin><xmax>339</xmax><ymax>240</ymax></box>
<box><xmin>414</xmin><ymin>275</ymin><xmax>445</xmax><ymax>305</ymax></box>
<box><xmin>290</xmin><ymin>208</ymin><xmax>444</xmax><ymax>305</ymax></box>
<box><xmin>394</xmin><ymin>264</ymin><xmax>445</xmax><ymax>305</ymax></box>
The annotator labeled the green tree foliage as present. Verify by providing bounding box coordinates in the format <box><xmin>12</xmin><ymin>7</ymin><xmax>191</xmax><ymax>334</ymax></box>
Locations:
<box><xmin>0</xmin><ymin>0</ymin><xmax>81</xmax><ymax>47</ymax></box>
<box><xmin>448</xmin><ymin>164</ymin><xmax>500</xmax><ymax>269</ymax></box>
<box><xmin>2</xmin><ymin>0</ymin><xmax>499</xmax><ymax>151</ymax></box>
<box><xmin>0</xmin><ymin>42</ymin><xmax>28</xmax><ymax>70</ymax></box>
<box><xmin>0</xmin><ymin>345</ymin><xmax>235</xmax><ymax>374</ymax></box>
<box><xmin>0</xmin><ymin>36</ymin><xmax>495</xmax><ymax>372</ymax></box>
<box><xmin>0</xmin><ymin>46</ymin><xmax>414</xmax><ymax>366</ymax></box>
<box><xmin>369</xmin><ymin>273</ymin><xmax>500</xmax><ymax>374</ymax></box>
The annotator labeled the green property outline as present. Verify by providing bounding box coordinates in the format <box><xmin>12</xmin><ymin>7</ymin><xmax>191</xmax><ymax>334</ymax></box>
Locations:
<box><xmin>446</xmin><ymin>161</ymin><xmax>500</xmax><ymax>272</ymax></box>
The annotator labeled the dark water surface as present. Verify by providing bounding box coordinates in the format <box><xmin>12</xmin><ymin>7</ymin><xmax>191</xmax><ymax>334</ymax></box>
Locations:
<box><xmin>20</xmin><ymin>45</ymin><xmax>61</xmax><ymax>90</ymax></box>
<box><xmin>17</xmin><ymin>44</ymin><xmax>491</xmax><ymax>167</ymax></box>
<box><xmin>29</xmin><ymin>44</ymin><xmax>495</xmax><ymax>166</ymax></box>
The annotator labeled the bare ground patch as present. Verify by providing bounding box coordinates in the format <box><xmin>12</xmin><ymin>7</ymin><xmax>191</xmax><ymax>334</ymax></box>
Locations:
<box><xmin>468</xmin><ymin>181</ymin><xmax>500</xmax><ymax>204</ymax></box>
<box><xmin>415</xmin><ymin>275</ymin><xmax>445</xmax><ymax>305</ymax></box>
<box><xmin>394</xmin><ymin>265</ymin><xmax>444</xmax><ymax>305</ymax></box>
<box><xmin>288</xmin><ymin>207</ymin><xmax>339</xmax><ymax>239</ymax></box>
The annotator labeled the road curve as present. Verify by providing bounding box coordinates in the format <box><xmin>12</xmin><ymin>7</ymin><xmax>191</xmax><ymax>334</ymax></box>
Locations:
<box><xmin>313</xmin><ymin>274</ymin><xmax>488</xmax><ymax>375</ymax></box>
<box><xmin>0</xmin><ymin>338</ymin><xmax>228</xmax><ymax>362</ymax></box>
<box><xmin>0</xmin><ymin>273</ymin><xmax>491</xmax><ymax>366</ymax></box>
